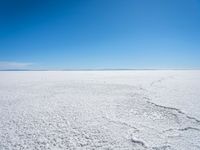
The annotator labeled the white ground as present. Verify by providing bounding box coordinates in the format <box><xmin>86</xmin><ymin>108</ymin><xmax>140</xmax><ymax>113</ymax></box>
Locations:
<box><xmin>0</xmin><ymin>71</ymin><xmax>200</xmax><ymax>150</ymax></box>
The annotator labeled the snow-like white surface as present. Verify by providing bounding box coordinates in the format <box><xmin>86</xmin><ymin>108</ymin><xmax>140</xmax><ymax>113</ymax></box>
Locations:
<box><xmin>0</xmin><ymin>71</ymin><xmax>200</xmax><ymax>150</ymax></box>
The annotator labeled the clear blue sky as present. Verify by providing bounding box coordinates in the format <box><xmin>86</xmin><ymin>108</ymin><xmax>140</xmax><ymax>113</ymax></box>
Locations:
<box><xmin>0</xmin><ymin>0</ymin><xmax>200</xmax><ymax>70</ymax></box>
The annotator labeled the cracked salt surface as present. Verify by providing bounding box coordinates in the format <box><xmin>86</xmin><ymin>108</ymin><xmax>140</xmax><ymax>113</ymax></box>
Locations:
<box><xmin>0</xmin><ymin>70</ymin><xmax>200</xmax><ymax>150</ymax></box>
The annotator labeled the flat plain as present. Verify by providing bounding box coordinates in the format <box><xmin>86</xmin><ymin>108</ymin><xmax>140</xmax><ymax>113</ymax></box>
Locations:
<box><xmin>0</xmin><ymin>71</ymin><xmax>200</xmax><ymax>150</ymax></box>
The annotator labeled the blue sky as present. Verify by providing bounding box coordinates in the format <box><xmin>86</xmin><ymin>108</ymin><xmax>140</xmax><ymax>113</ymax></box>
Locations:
<box><xmin>0</xmin><ymin>0</ymin><xmax>200</xmax><ymax>70</ymax></box>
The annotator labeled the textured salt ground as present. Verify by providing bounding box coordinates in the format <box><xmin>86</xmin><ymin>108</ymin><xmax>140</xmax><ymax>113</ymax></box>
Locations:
<box><xmin>0</xmin><ymin>71</ymin><xmax>200</xmax><ymax>150</ymax></box>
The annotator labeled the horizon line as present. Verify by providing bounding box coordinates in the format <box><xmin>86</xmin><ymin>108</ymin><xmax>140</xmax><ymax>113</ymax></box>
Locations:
<box><xmin>0</xmin><ymin>68</ymin><xmax>200</xmax><ymax>71</ymax></box>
